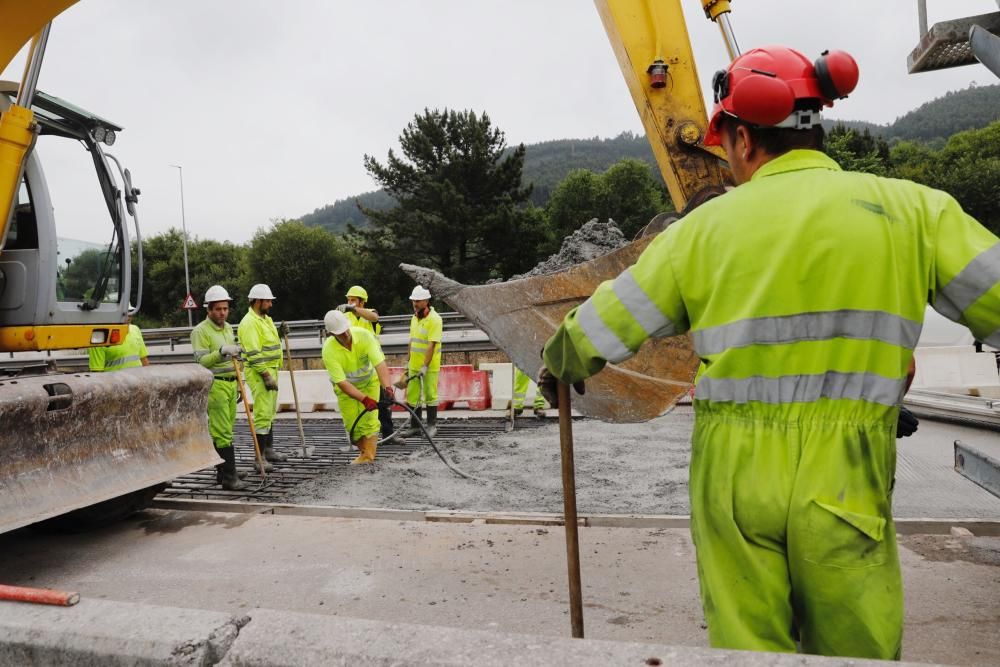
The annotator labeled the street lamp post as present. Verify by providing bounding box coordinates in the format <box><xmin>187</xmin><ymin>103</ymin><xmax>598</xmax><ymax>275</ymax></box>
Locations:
<box><xmin>169</xmin><ymin>164</ymin><xmax>193</xmax><ymax>327</ymax></box>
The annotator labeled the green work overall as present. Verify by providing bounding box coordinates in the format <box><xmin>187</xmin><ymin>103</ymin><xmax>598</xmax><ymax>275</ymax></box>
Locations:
<box><xmin>237</xmin><ymin>308</ymin><xmax>282</xmax><ymax>435</ymax></box>
<box><xmin>513</xmin><ymin>367</ymin><xmax>545</xmax><ymax>410</ymax></box>
<box><xmin>191</xmin><ymin>318</ymin><xmax>238</xmax><ymax>449</ymax></box>
<box><xmin>543</xmin><ymin>150</ymin><xmax>1000</xmax><ymax>658</ymax></box>
<box><xmin>322</xmin><ymin>326</ymin><xmax>385</xmax><ymax>442</ymax></box>
<box><xmin>406</xmin><ymin>307</ymin><xmax>442</xmax><ymax>408</ymax></box>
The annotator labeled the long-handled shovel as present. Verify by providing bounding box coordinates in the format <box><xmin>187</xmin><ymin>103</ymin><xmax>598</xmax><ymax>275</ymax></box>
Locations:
<box><xmin>506</xmin><ymin>363</ymin><xmax>515</xmax><ymax>432</ymax></box>
<box><xmin>232</xmin><ymin>358</ymin><xmax>270</xmax><ymax>481</ymax></box>
<box><xmin>557</xmin><ymin>381</ymin><xmax>584</xmax><ymax>638</ymax></box>
<box><xmin>282</xmin><ymin>331</ymin><xmax>313</xmax><ymax>457</ymax></box>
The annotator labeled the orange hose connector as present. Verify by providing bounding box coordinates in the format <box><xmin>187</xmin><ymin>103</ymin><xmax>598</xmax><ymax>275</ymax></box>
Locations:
<box><xmin>0</xmin><ymin>584</ymin><xmax>80</xmax><ymax>606</ymax></box>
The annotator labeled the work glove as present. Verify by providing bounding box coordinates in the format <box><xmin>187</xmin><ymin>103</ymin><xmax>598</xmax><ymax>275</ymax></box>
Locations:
<box><xmin>219</xmin><ymin>344</ymin><xmax>240</xmax><ymax>358</ymax></box>
<box><xmin>277</xmin><ymin>321</ymin><xmax>290</xmax><ymax>337</ymax></box>
<box><xmin>336</xmin><ymin>303</ymin><xmax>356</xmax><ymax>313</ymax></box>
<box><xmin>537</xmin><ymin>366</ymin><xmax>585</xmax><ymax>410</ymax></box>
<box><xmin>361</xmin><ymin>395</ymin><xmax>379</xmax><ymax>412</ymax></box>
<box><xmin>897</xmin><ymin>406</ymin><xmax>919</xmax><ymax>438</ymax></box>
<box><xmin>261</xmin><ymin>370</ymin><xmax>279</xmax><ymax>392</ymax></box>
<box><xmin>419</xmin><ymin>365</ymin><xmax>429</xmax><ymax>377</ymax></box>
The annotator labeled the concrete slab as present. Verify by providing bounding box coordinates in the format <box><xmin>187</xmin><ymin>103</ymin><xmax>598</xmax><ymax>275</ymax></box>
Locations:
<box><xmin>0</xmin><ymin>598</ymin><xmax>241</xmax><ymax>666</ymax></box>
<box><xmin>0</xmin><ymin>511</ymin><xmax>996</xmax><ymax>665</ymax></box>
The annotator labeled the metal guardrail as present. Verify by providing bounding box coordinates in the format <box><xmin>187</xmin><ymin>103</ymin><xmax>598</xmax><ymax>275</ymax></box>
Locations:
<box><xmin>2</xmin><ymin>312</ymin><xmax>493</xmax><ymax>374</ymax></box>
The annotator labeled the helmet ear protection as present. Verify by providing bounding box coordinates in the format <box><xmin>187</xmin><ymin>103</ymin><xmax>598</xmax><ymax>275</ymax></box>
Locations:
<box><xmin>813</xmin><ymin>49</ymin><xmax>859</xmax><ymax>100</ymax></box>
<box><xmin>714</xmin><ymin>67</ymin><xmax>796</xmax><ymax>127</ymax></box>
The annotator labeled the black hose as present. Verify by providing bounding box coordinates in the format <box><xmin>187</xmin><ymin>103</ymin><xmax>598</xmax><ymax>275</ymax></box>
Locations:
<box><xmin>347</xmin><ymin>397</ymin><xmax>480</xmax><ymax>481</ymax></box>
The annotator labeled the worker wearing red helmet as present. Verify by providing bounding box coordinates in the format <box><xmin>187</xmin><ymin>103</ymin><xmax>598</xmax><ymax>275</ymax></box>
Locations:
<box><xmin>541</xmin><ymin>45</ymin><xmax>1000</xmax><ymax>658</ymax></box>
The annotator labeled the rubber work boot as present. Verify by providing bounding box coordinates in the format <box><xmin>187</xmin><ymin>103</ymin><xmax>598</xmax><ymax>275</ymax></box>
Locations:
<box><xmin>533</xmin><ymin>408</ymin><xmax>546</xmax><ymax>419</ymax></box>
<box><xmin>219</xmin><ymin>447</ymin><xmax>249</xmax><ymax>491</ymax></box>
<box><xmin>261</xmin><ymin>431</ymin><xmax>288</xmax><ymax>462</ymax></box>
<box><xmin>350</xmin><ymin>435</ymin><xmax>378</xmax><ymax>464</ymax></box>
<box><xmin>514</xmin><ymin>408</ymin><xmax>524</xmax><ymax>417</ymax></box>
<box><xmin>217</xmin><ymin>450</ymin><xmax>249</xmax><ymax>482</ymax></box>
<box><xmin>251</xmin><ymin>434</ymin><xmax>274</xmax><ymax>473</ymax></box>
<box><xmin>400</xmin><ymin>406</ymin><xmax>423</xmax><ymax>437</ymax></box>
<box><xmin>425</xmin><ymin>406</ymin><xmax>438</xmax><ymax>438</ymax></box>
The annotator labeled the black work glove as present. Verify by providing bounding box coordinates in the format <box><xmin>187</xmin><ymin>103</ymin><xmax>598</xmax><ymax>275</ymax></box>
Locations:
<box><xmin>379</xmin><ymin>387</ymin><xmax>394</xmax><ymax>408</ymax></box>
<box><xmin>537</xmin><ymin>366</ymin><xmax>585</xmax><ymax>410</ymax></box>
<box><xmin>277</xmin><ymin>321</ymin><xmax>290</xmax><ymax>337</ymax></box>
<box><xmin>897</xmin><ymin>406</ymin><xmax>919</xmax><ymax>438</ymax></box>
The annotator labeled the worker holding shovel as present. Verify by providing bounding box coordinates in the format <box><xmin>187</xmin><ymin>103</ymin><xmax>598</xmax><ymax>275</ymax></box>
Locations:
<box><xmin>321</xmin><ymin>310</ymin><xmax>395</xmax><ymax>464</ymax></box>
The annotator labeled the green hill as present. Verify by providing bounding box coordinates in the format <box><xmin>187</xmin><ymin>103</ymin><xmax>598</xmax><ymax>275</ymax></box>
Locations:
<box><xmin>299</xmin><ymin>84</ymin><xmax>1000</xmax><ymax>234</ymax></box>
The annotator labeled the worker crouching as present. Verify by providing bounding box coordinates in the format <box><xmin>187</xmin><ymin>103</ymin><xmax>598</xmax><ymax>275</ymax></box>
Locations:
<box><xmin>321</xmin><ymin>310</ymin><xmax>395</xmax><ymax>464</ymax></box>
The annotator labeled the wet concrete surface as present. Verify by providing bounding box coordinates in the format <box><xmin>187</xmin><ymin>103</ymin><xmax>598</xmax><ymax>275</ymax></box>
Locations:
<box><xmin>0</xmin><ymin>511</ymin><xmax>997</xmax><ymax>665</ymax></box>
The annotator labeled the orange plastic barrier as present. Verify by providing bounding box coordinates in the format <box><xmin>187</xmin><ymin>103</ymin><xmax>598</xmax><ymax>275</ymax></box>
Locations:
<box><xmin>388</xmin><ymin>365</ymin><xmax>492</xmax><ymax>411</ymax></box>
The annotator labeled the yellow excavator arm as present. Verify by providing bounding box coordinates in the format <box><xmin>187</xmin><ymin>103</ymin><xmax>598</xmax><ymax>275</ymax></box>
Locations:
<box><xmin>595</xmin><ymin>0</ymin><xmax>732</xmax><ymax>211</ymax></box>
<box><xmin>0</xmin><ymin>1</ymin><xmax>77</xmax><ymax>246</ymax></box>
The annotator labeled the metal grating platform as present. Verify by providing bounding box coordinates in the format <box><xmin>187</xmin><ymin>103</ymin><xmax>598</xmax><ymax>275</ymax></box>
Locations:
<box><xmin>908</xmin><ymin>11</ymin><xmax>1000</xmax><ymax>73</ymax></box>
<box><xmin>157</xmin><ymin>417</ymin><xmax>550</xmax><ymax>503</ymax></box>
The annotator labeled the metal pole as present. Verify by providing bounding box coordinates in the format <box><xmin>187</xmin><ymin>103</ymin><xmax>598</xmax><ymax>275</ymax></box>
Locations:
<box><xmin>169</xmin><ymin>164</ymin><xmax>192</xmax><ymax>327</ymax></box>
<box><xmin>717</xmin><ymin>13</ymin><xmax>741</xmax><ymax>61</ymax></box>
<box><xmin>16</xmin><ymin>23</ymin><xmax>52</xmax><ymax>109</ymax></box>
<box><xmin>557</xmin><ymin>381</ymin><xmax>584</xmax><ymax>638</ymax></box>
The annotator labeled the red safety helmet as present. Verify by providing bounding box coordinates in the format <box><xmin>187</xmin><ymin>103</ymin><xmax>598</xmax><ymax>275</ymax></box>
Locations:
<box><xmin>704</xmin><ymin>45</ymin><xmax>859</xmax><ymax>146</ymax></box>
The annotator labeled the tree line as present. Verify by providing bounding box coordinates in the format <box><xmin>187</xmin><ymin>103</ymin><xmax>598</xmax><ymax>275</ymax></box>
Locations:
<box><xmin>129</xmin><ymin>106</ymin><xmax>999</xmax><ymax>329</ymax></box>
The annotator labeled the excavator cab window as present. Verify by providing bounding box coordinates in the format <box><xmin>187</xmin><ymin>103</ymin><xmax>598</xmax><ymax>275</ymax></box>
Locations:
<box><xmin>5</xmin><ymin>179</ymin><xmax>38</xmax><ymax>251</ymax></box>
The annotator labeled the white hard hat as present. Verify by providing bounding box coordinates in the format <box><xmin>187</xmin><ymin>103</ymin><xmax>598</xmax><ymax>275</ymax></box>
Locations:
<box><xmin>204</xmin><ymin>285</ymin><xmax>232</xmax><ymax>304</ymax></box>
<box><xmin>324</xmin><ymin>309</ymin><xmax>350</xmax><ymax>335</ymax></box>
<box><xmin>248</xmin><ymin>283</ymin><xmax>276</xmax><ymax>300</ymax></box>
<box><xmin>409</xmin><ymin>285</ymin><xmax>431</xmax><ymax>301</ymax></box>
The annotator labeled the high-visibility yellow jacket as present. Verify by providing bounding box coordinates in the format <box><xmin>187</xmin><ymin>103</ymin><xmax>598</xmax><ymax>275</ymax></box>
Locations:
<box><xmin>543</xmin><ymin>149</ymin><xmax>1000</xmax><ymax>421</ymax></box>
<box><xmin>408</xmin><ymin>307</ymin><xmax>443</xmax><ymax>372</ymax></box>
<box><xmin>347</xmin><ymin>310</ymin><xmax>382</xmax><ymax>336</ymax></box>
<box><xmin>322</xmin><ymin>326</ymin><xmax>385</xmax><ymax>400</ymax></box>
<box><xmin>88</xmin><ymin>324</ymin><xmax>147</xmax><ymax>371</ymax></box>
<box><xmin>237</xmin><ymin>308</ymin><xmax>283</xmax><ymax>374</ymax></box>
<box><xmin>191</xmin><ymin>318</ymin><xmax>236</xmax><ymax>379</ymax></box>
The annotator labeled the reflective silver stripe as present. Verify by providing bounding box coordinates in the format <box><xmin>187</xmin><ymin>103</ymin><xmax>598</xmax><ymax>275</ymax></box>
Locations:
<box><xmin>696</xmin><ymin>372</ymin><xmax>905</xmax><ymax>407</ymax></box>
<box><xmin>577</xmin><ymin>299</ymin><xmax>631</xmax><ymax>363</ymax></box>
<box><xmin>410</xmin><ymin>337</ymin><xmax>429</xmax><ymax>344</ymax></box>
<box><xmin>212</xmin><ymin>367</ymin><xmax>235</xmax><ymax>375</ymax></box>
<box><xmin>193</xmin><ymin>350</ymin><xmax>210</xmax><ymax>359</ymax></box>
<box><xmin>513</xmin><ymin>392</ymin><xmax>526</xmax><ymax>398</ymax></box>
<box><xmin>613</xmin><ymin>269</ymin><xmax>677</xmax><ymax>338</ymax></box>
<box><xmin>934</xmin><ymin>242</ymin><xmax>1000</xmax><ymax>321</ymax></box>
<box><xmin>262</xmin><ymin>343</ymin><xmax>281</xmax><ymax>351</ymax></box>
<box><xmin>693</xmin><ymin>310</ymin><xmax>922</xmax><ymax>356</ymax></box>
<box><xmin>106</xmin><ymin>355</ymin><xmax>140</xmax><ymax>368</ymax></box>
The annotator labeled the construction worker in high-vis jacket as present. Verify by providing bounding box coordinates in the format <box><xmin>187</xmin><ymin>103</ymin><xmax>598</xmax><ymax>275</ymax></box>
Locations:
<box><xmin>88</xmin><ymin>307</ymin><xmax>149</xmax><ymax>371</ymax></box>
<box><xmin>337</xmin><ymin>285</ymin><xmax>396</xmax><ymax>442</ymax></box>
<box><xmin>321</xmin><ymin>309</ymin><xmax>395</xmax><ymax>464</ymax></box>
<box><xmin>401</xmin><ymin>285</ymin><xmax>443</xmax><ymax>437</ymax></box>
<box><xmin>237</xmin><ymin>283</ymin><xmax>287</xmax><ymax>464</ymax></box>
<box><xmin>540</xmin><ymin>46</ymin><xmax>1000</xmax><ymax>659</ymax></box>
<box><xmin>190</xmin><ymin>285</ymin><xmax>248</xmax><ymax>490</ymax></box>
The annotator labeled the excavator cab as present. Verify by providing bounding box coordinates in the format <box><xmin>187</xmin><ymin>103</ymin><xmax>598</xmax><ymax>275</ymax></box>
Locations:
<box><xmin>0</xmin><ymin>82</ymin><xmax>134</xmax><ymax>351</ymax></box>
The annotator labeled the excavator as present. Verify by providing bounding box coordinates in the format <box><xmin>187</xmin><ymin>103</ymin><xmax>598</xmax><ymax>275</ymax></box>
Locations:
<box><xmin>0</xmin><ymin>0</ymin><xmax>218</xmax><ymax>534</ymax></box>
<box><xmin>2</xmin><ymin>1</ymin><xmax>997</xmax><ymax>534</ymax></box>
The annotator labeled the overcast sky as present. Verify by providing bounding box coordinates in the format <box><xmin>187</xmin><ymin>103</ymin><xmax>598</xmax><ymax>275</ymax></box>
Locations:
<box><xmin>2</xmin><ymin>0</ymin><xmax>995</xmax><ymax>246</ymax></box>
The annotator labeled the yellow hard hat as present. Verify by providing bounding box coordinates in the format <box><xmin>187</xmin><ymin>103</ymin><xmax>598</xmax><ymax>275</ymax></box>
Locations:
<box><xmin>346</xmin><ymin>285</ymin><xmax>368</xmax><ymax>301</ymax></box>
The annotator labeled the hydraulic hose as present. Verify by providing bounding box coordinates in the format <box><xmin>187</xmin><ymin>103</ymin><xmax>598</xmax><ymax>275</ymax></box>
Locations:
<box><xmin>347</xmin><ymin>397</ymin><xmax>480</xmax><ymax>481</ymax></box>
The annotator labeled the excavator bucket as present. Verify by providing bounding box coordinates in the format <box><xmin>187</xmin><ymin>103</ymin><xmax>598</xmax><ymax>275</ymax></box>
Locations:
<box><xmin>401</xmin><ymin>236</ymin><xmax>699</xmax><ymax>423</ymax></box>
<box><xmin>0</xmin><ymin>364</ymin><xmax>219</xmax><ymax>534</ymax></box>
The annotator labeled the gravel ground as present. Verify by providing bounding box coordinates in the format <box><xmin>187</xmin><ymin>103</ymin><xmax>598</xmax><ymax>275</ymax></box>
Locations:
<box><xmin>287</xmin><ymin>407</ymin><xmax>695</xmax><ymax>513</ymax></box>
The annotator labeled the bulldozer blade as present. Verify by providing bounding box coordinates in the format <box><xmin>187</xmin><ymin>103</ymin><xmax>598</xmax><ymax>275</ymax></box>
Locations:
<box><xmin>0</xmin><ymin>364</ymin><xmax>219</xmax><ymax>534</ymax></box>
<box><xmin>401</xmin><ymin>237</ymin><xmax>698</xmax><ymax>423</ymax></box>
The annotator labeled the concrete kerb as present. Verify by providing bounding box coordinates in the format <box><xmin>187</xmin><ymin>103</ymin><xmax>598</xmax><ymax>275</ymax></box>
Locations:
<box><xmin>0</xmin><ymin>598</ymin><xmax>245</xmax><ymax>666</ymax></box>
<box><xmin>148</xmin><ymin>499</ymin><xmax>1000</xmax><ymax>535</ymax></box>
<box><xmin>0</xmin><ymin>598</ymin><xmax>938</xmax><ymax>666</ymax></box>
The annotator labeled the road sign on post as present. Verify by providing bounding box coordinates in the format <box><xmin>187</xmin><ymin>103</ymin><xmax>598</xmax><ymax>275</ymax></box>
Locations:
<box><xmin>181</xmin><ymin>293</ymin><xmax>198</xmax><ymax>310</ymax></box>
